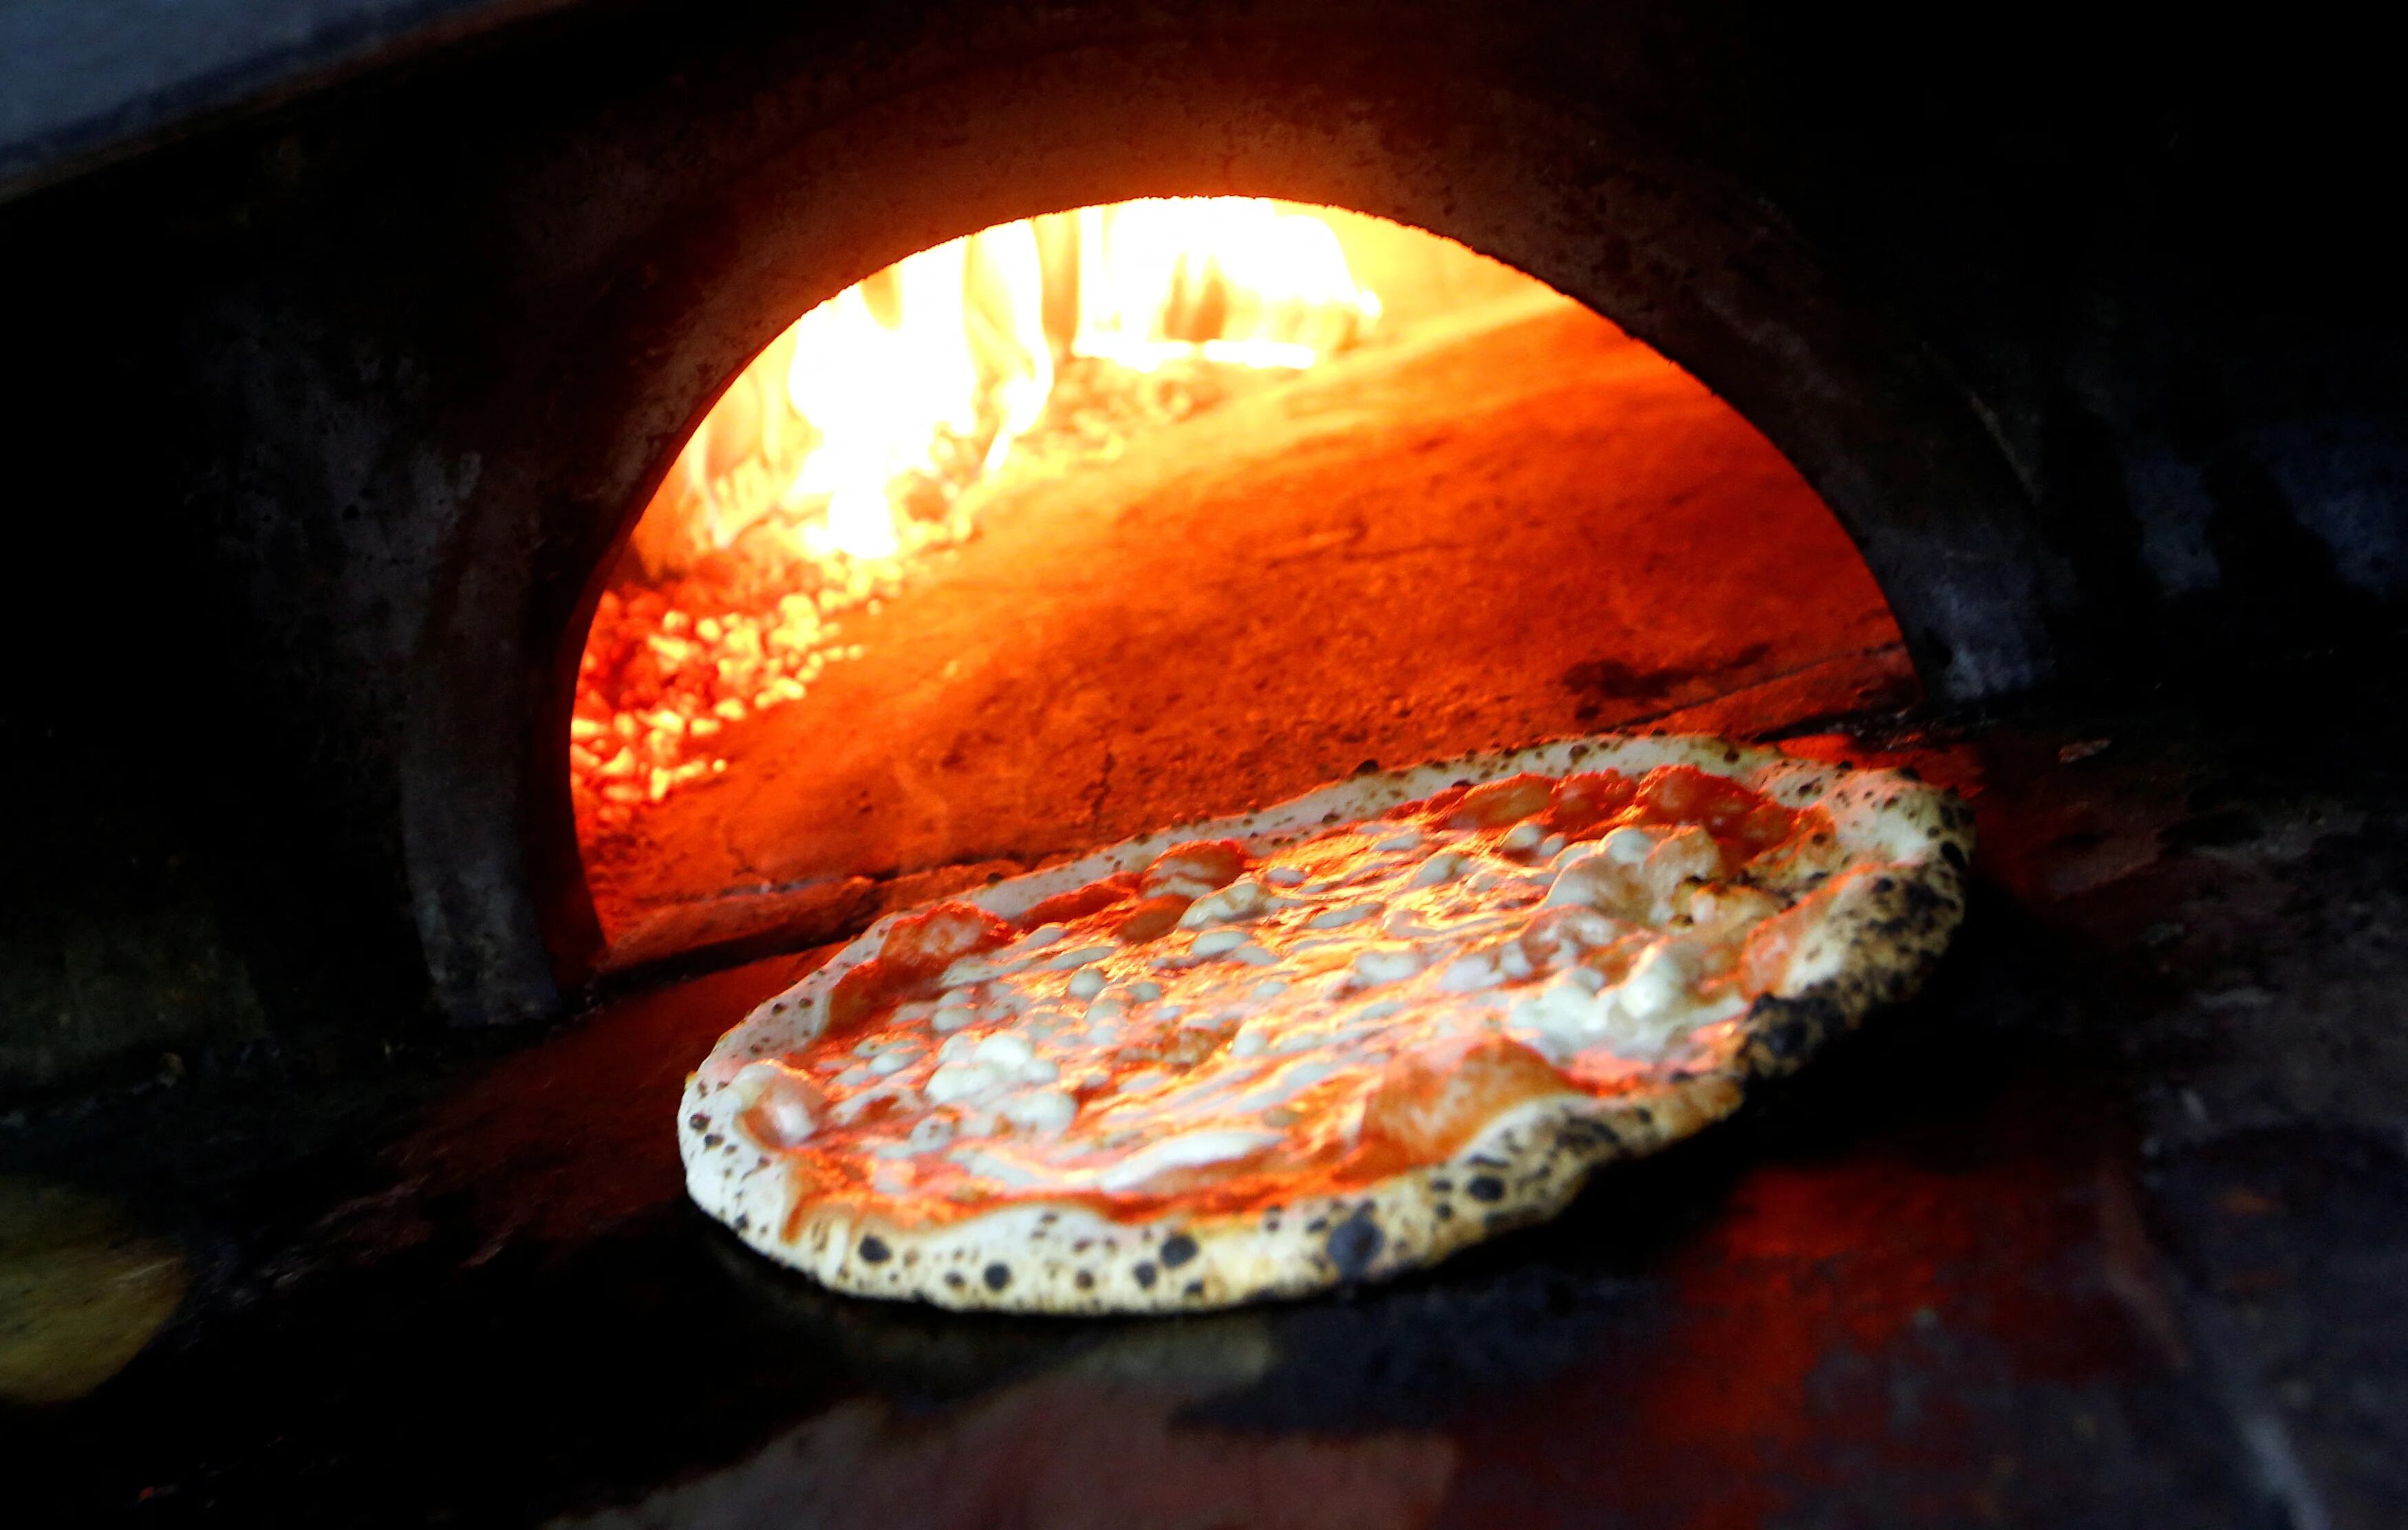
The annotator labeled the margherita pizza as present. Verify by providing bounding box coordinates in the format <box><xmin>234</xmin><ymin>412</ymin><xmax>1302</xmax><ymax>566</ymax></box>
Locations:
<box><xmin>680</xmin><ymin>732</ymin><xmax>1971</xmax><ymax>1312</ymax></box>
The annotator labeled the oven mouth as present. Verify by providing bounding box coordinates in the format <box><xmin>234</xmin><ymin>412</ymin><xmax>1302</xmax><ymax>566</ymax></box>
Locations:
<box><xmin>371</xmin><ymin>25</ymin><xmax>2073</xmax><ymax>1033</ymax></box>
<box><xmin>570</xmin><ymin>200</ymin><xmax>1915</xmax><ymax>977</ymax></box>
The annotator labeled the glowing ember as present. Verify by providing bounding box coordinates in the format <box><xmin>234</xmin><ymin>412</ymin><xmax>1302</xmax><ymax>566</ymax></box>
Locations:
<box><xmin>574</xmin><ymin>200</ymin><xmax>1382</xmax><ymax>834</ymax></box>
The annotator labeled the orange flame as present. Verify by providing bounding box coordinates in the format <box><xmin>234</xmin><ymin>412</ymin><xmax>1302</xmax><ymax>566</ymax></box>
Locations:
<box><xmin>577</xmin><ymin>199</ymin><xmax>1381</xmax><ymax>828</ymax></box>
<box><xmin>1071</xmin><ymin>200</ymin><xmax>1379</xmax><ymax>371</ymax></box>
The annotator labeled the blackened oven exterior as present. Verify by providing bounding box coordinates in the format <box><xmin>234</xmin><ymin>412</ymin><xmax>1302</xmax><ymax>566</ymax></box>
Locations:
<box><xmin>2</xmin><ymin>1</ymin><xmax>2402</xmax><ymax>1088</ymax></box>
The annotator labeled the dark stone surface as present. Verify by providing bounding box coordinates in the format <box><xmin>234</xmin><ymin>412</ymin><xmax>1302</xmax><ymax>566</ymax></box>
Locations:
<box><xmin>3</xmin><ymin>691</ymin><xmax>2405</xmax><ymax>1525</ymax></box>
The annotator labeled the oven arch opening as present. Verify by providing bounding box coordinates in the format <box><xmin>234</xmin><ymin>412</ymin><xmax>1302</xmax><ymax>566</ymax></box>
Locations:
<box><xmin>568</xmin><ymin>201</ymin><xmax>1915</xmax><ymax>975</ymax></box>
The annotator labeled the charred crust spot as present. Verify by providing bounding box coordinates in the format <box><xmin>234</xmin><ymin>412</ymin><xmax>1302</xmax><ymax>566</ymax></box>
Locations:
<box><xmin>1749</xmin><ymin>993</ymin><xmax>1844</xmax><ymax>1068</ymax></box>
<box><xmin>1185</xmin><ymin>1280</ymin><xmax>1206</xmax><ymax>1297</ymax></box>
<box><xmin>1159</xmin><ymin>1233</ymin><xmax>1198</xmax><ymax>1268</ymax></box>
<box><xmin>1134</xmin><ymin>1262</ymin><xmax>1158</xmax><ymax>1288</ymax></box>
<box><xmin>982</xmin><ymin>1262</ymin><xmax>1012</xmax><ymax>1291</ymax></box>
<box><xmin>1329</xmin><ymin>1206</ymin><xmax>1385</xmax><ymax>1279</ymax></box>
<box><xmin>1558</xmin><ymin>1120</ymin><xmax>1615</xmax><ymax>1151</ymax></box>
<box><xmin>1306</xmin><ymin>1217</ymin><xmax>1329</xmax><ymax>1233</ymax></box>
<box><xmin>1900</xmin><ymin>877</ymin><xmax>1950</xmax><ymax>914</ymax></box>
<box><xmin>859</xmin><ymin>1236</ymin><xmax>891</xmax><ymax>1264</ymax></box>
<box><xmin>733</xmin><ymin>1214</ymin><xmax>749</xmax><ymax>1232</ymax></box>
<box><xmin>1075</xmin><ymin>1270</ymin><xmax>1095</xmax><ymax>1290</ymax></box>
<box><xmin>702</xmin><ymin>1134</ymin><xmax>723</xmax><ymax>1149</ymax></box>
<box><xmin>1940</xmin><ymin>840</ymin><xmax>1968</xmax><ymax>869</ymax></box>
<box><xmin>945</xmin><ymin>1272</ymin><xmax>965</xmax><ymax>1289</ymax></box>
<box><xmin>687</xmin><ymin>1113</ymin><xmax>709</xmax><ymax>1132</ymax></box>
<box><xmin>1468</xmin><ymin>1175</ymin><xmax>1505</xmax><ymax>1203</ymax></box>
<box><xmin>1429</xmin><ymin>1178</ymin><xmax>1452</xmax><ymax>1192</ymax></box>
<box><xmin>1435</xmin><ymin>1203</ymin><xmax>1454</xmax><ymax>1220</ymax></box>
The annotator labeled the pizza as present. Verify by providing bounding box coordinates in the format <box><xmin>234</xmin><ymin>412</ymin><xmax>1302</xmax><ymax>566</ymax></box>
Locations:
<box><xmin>680</xmin><ymin>732</ymin><xmax>1971</xmax><ymax>1312</ymax></box>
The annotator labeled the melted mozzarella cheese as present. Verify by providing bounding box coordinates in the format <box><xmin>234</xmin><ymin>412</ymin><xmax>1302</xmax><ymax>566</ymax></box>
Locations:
<box><xmin>730</xmin><ymin>771</ymin><xmax>1834</xmax><ymax>1217</ymax></box>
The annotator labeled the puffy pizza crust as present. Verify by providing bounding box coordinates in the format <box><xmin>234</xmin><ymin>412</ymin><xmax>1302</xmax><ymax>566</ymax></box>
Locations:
<box><xmin>680</xmin><ymin>732</ymin><xmax>1972</xmax><ymax>1313</ymax></box>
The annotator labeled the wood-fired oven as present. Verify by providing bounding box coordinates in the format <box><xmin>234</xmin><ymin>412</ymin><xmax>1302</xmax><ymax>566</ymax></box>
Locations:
<box><xmin>3</xmin><ymin>5</ymin><xmax>2404</xmax><ymax>1526</ymax></box>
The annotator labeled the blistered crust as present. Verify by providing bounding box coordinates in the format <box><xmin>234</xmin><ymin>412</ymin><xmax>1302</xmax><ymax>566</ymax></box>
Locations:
<box><xmin>680</xmin><ymin>731</ymin><xmax>1972</xmax><ymax>1313</ymax></box>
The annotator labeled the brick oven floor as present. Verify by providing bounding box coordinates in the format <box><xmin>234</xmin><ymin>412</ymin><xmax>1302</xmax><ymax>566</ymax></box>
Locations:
<box><xmin>8</xmin><ymin>676</ymin><xmax>2407</xmax><ymax>1527</ymax></box>
<box><xmin>582</xmin><ymin>293</ymin><xmax>1913</xmax><ymax>970</ymax></box>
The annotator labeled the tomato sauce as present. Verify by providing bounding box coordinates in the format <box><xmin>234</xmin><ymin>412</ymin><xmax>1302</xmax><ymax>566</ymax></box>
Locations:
<box><xmin>735</xmin><ymin>765</ymin><xmax>1830</xmax><ymax>1229</ymax></box>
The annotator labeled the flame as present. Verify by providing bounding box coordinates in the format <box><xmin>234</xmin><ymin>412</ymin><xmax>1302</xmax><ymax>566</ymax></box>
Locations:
<box><xmin>1071</xmin><ymin>200</ymin><xmax>1379</xmax><ymax>373</ymax></box>
<box><xmin>780</xmin><ymin>223</ymin><xmax>1053</xmax><ymax>559</ymax></box>
<box><xmin>577</xmin><ymin>199</ymin><xmax>1382</xmax><ymax>828</ymax></box>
